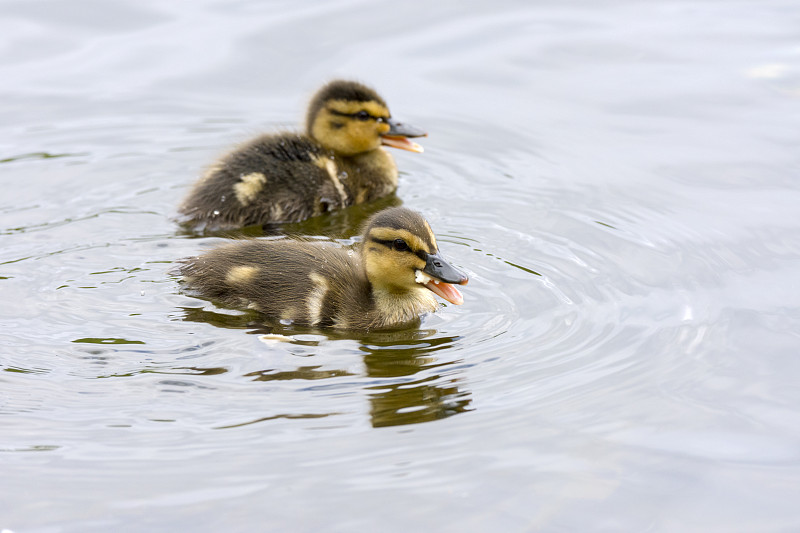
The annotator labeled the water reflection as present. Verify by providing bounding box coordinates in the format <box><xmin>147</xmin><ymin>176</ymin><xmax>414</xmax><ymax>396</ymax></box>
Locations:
<box><xmin>175</xmin><ymin>193</ymin><xmax>402</xmax><ymax>240</ymax></box>
<box><xmin>216</xmin><ymin>413</ymin><xmax>335</xmax><ymax>430</ymax></box>
<box><xmin>246</xmin><ymin>366</ymin><xmax>354</xmax><ymax>381</ymax></box>
<box><xmin>367</xmin><ymin>376</ymin><xmax>470</xmax><ymax>428</ymax></box>
<box><xmin>177</xmin><ymin>306</ymin><xmax>472</xmax><ymax>428</ymax></box>
<box><xmin>178</xmin><ymin>306</ymin><xmax>264</xmax><ymax>329</ymax></box>
<box><xmin>281</xmin><ymin>193</ymin><xmax>402</xmax><ymax>239</ymax></box>
<box><xmin>163</xmin><ymin>366</ymin><xmax>228</xmax><ymax>376</ymax></box>
<box><xmin>360</xmin><ymin>332</ymin><xmax>472</xmax><ymax>427</ymax></box>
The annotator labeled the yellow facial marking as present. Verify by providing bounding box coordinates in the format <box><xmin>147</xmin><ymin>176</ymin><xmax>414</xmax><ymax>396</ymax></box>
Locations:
<box><xmin>233</xmin><ymin>172</ymin><xmax>267</xmax><ymax>206</ymax></box>
<box><xmin>310</xmin><ymin>99</ymin><xmax>392</xmax><ymax>155</ymax></box>
<box><xmin>327</xmin><ymin>100</ymin><xmax>389</xmax><ymax>118</ymax></box>
<box><xmin>226</xmin><ymin>265</ymin><xmax>259</xmax><ymax>285</ymax></box>
<box><xmin>364</xmin><ymin>226</ymin><xmax>429</xmax><ymax>294</ymax></box>
<box><xmin>369</xmin><ymin>228</ymin><xmax>429</xmax><ymax>254</ymax></box>
<box><xmin>307</xmin><ymin>272</ymin><xmax>328</xmax><ymax>326</ymax></box>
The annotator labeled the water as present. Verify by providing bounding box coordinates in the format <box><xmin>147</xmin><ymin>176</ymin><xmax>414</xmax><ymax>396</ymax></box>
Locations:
<box><xmin>2</xmin><ymin>0</ymin><xmax>800</xmax><ymax>531</ymax></box>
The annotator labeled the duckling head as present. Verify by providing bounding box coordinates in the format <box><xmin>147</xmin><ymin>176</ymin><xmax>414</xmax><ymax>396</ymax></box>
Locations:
<box><xmin>361</xmin><ymin>207</ymin><xmax>468</xmax><ymax>305</ymax></box>
<box><xmin>306</xmin><ymin>80</ymin><xmax>426</xmax><ymax>157</ymax></box>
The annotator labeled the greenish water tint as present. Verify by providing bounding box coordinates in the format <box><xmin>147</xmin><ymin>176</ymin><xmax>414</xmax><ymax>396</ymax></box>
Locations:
<box><xmin>71</xmin><ymin>338</ymin><xmax>147</xmax><ymax>345</ymax></box>
<box><xmin>2</xmin><ymin>0</ymin><xmax>800</xmax><ymax>531</ymax></box>
<box><xmin>0</xmin><ymin>151</ymin><xmax>87</xmax><ymax>164</ymax></box>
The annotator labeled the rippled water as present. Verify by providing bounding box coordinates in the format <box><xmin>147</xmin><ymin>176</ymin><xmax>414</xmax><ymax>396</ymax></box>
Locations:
<box><xmin>3</xmin><ymin>0</ymin><xmax>800</xmax><ymax>531</ymax></box>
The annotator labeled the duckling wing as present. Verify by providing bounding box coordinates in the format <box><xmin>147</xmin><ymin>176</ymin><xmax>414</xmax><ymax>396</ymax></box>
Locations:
<box><xmin>179</xmin><ymin>134</ymin><xmax>350</xmax><ymax>229</ymax></box>
<box><xmin>179</xmin><ymin>239</ymin><xmax>368</xmax><ymax>328</ymax></box>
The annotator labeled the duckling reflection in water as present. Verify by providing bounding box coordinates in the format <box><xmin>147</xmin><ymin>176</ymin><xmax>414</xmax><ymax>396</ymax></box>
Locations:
<box><xmin>179</xmin><ymin>80</ymin><xmax>426</xmax><ymax>231</ymax></box>
<box><xmin>178</xmin><ymin>207</ymin><xmax>468</xmax><ymax>331</ymax></box>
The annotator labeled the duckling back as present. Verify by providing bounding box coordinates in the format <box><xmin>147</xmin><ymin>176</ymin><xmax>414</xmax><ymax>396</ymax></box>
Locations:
<box><xmin>177</xmin><ymin>80</ymin><xmax>425</xmax><ymax>231</ymax></box>
<box><xmin>179</xmin><ymin>134</ymin><xmax>351</xmax><ymax>230</ymax></box>
<box><xmin>179</xmin><ymin>239</ymin><xmax>361</xmax><ymax>327</ymax></box>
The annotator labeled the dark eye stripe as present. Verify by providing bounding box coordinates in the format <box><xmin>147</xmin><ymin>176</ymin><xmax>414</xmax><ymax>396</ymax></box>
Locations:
<box><xmin>328</xmin><ymin>109</ymin><xmax>386</xmax><ymax>122</ymax></box>
<box><xmin>370</xmin><ymin>237</ymin><xmax>428</xmax><ymax>261</ymax></box>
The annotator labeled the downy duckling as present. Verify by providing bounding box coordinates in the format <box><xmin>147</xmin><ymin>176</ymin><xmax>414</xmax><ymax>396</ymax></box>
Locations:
<box><xmin>178</xmin><ymin>207</ymin><xmax>467</xmax><ymax>330</ymax></box>
<box><xmin>178</xmin><ymin>80</ymin><xmax>426</xmax><ymax>231</ymax></box>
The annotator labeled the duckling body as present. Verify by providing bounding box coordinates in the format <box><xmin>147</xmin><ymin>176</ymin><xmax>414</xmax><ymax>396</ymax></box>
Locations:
<box><xmin>179</xmin><ymin>207</ymin><xmax>467</xmax><ymax>330</ymax></box>
<box><xmin>179</xmin><ymin>80</ymin><xmax>425</xmax><ymax>231</ymax></box>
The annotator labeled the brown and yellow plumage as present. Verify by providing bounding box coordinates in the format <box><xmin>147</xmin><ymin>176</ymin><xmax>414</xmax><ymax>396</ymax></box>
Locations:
<box><xmin>178</xmin><ymin>207</ymin><xmax>468</xmax><ymax>330</ymax></box>
<box><xmin>178</xmin><ymin>80</ymin><xmax>426</xmax><ymax>231</ymax></box>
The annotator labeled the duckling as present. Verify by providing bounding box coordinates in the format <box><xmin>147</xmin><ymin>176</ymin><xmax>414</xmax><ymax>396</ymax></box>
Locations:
<box><xmin>178</xmin><ymin>80</ymin><xmax>426</xmax><ymax>231</ymax></box>
<box><xmin>178</xmin><ymin>207</ymin><xmax>467</xmax><ymax>330</ymax></box>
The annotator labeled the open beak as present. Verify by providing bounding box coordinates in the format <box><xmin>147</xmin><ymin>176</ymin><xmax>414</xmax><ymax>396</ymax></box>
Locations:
<box><xmin>417</xmin><ymin>252</ymin><xmax>468</xmax><ymax>305</ymax></box>
<box><xmin>380</xmin><ymin>117</ymin><xmax>427</xmax><ymax>153</ymax></box>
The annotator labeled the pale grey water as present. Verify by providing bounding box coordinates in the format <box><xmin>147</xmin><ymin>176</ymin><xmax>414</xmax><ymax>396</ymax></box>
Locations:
<box><xmin>2</xmin><ymin>0</ymin><xmax>800</xmax><ymax>531</ymax></box>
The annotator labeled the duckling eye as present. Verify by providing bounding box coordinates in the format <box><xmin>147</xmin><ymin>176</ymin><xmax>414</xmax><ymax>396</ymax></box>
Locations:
<box><xmin>355</xmin><ymin>110</ymin><xmax>371</xmax><ymax>121</ymax></box>
<box><xmin>393</xmin><ymin>239</ymin><xmax>409</xmax><ymax>252</ymax></box>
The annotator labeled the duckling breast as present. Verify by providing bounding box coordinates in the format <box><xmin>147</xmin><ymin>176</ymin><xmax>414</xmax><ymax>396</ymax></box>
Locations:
<box><xmin>341</xmin><ymin>148</ymin><xmax>398</xmax><ymax>204</ymax></box>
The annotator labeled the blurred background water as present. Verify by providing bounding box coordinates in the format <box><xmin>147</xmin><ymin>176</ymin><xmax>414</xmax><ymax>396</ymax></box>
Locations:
<box><xmin>2</xmin><ymin>0</ymin><xmax>800</xmax><ymax>531</ymax></box>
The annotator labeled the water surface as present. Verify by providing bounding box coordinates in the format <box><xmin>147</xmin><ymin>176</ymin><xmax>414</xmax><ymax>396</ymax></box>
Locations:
<box><xmin>2</xmin><ymin>0</ymin><xmax>800</xmax><ymax>531</ymax></box>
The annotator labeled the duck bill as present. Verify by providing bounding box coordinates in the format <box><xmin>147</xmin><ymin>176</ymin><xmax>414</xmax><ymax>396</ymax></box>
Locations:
<box><xmin>380</xmin><ymin>118</ymin><xmax>427</xmax><ymax>153</ymax></box>
<box><xmin>422</xmin><ymin>252</ymin><xmax>468</xmax><ymax>306</ymax></box>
